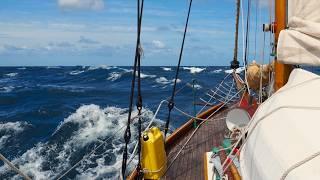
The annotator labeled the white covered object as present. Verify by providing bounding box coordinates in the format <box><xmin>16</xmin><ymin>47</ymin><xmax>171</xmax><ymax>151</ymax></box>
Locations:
<box><xmin>277</xmin><ymin>0</ymin><xmax>320</xmax><ymax>65</ymax></box>
<box><xmin>240</xmin><ymin>69</ymin><xmax>320</xmax><ymax>180</ymax></box>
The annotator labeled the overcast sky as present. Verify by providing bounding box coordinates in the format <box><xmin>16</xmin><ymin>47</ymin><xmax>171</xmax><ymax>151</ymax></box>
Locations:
<box><xmin>0</xmin><ymin>0</ymin><xmax>271</xmax><ymax>66</ymax></box>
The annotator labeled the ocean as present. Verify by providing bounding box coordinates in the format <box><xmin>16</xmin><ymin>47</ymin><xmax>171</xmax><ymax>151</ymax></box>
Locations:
<box><xmin>0</xmin><ymin>65</ymin><xmax>241</xmax><ymax>179</ymax></box>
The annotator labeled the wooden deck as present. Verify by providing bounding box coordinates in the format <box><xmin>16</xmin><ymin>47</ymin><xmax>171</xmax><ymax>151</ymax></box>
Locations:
<box><xmin>163</xmin><ymin>108</ymin><xmax>231</xmax><ymax>180</ymax></box>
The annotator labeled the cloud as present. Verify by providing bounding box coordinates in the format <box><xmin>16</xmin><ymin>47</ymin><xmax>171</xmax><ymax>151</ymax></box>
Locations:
<box><xmin>78</xmin><ymin>36</ymin><xmax>99</xmax><ymax>44</ymax></box>
<box><xmin>57</xmin><ymin>0</ymin><xmax>105</xmax><ymax>10</ymax></box>
<box><xmin>151</xmin><ymin>40</ymin><xmax>165</xmax><ymax>49</ymax></box>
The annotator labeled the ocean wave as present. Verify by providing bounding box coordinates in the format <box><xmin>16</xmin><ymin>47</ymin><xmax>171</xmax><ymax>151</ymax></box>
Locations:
<box><xmin>161</xmin><ymin>67</ymin><xmax>172</xmax><ymax>71</ymax></box>
<box><xmin>187</xmin><ymin>83</ymin><xmax>202</xmax><ymax>90</ymax></box>
<box><xmin>0</xmin><ymin>105</ymin><xmax>162</xmax><ymax>179</ymax></box>
<box><xmin>46</xmin><ymin>66</ymin><xmax>61</xmax><ymax>69</ymax></box>
<box><xmin>107</xmin><ymin>72</ymin><xmax>122</xmax><ymax>81</ymax></box>
<box><xmin>155</xmin><ymin>77</ymin><xmax>181</xmax><ymax>85</ymax></box>
<box><xmin>140</xmin><ymin>73</ymin><xmax>156</xmax><ymax>79</ymax></box>
<box><xmin>0</xmin><ymin>86</ymin><xmax>14</xmax><ymax>93</ymax></box>
<box><xmin>17</xmin><ymin>67</ymin><xmax>27</xmax><ymax>70</ymax></box>
<box><xmin>88</xmin><ymin>65</ymin><xmax>114</xmax><ymax>71</ymax></box>
<box><xmin>211</xmin><ymin>69</ymin><xmax>223</xmax><ymax>73</ymax></box>
<box><xmin>107</xmin><ymin>70</ymin><xmax>156</xmax><ymax>81</ymax></box>
<box><xmin>0</xmin><ymin>121</ymin><xmax>30</xmax><ymax>149</ymax></box>
<box><xmin>39</xmin><ymin>84</ymin><xmax>93</xmax><ymax>93</ymax></box>
<box><xmin>5</xmin><ymin>73</ymin><xmax>18</xmax><ymax>77</ymax></box>
<box><xmin>69</xmin><ymin>70</ymin><xmax>85</xmax><ymax>75</ymax></box>
<box><xmin>118</xmin><ymin>68</ymin><xmax>133</xmax><ymax>73</ymax></box>
<box><xmin>182</xmin><ymin>67</ymin><xmax>206</xmax><ymax>74</ymax></box>
<box><xmin>224</xmin><ymin>67</ymin><xmax>245</xmax><ymax>74</ymax></box>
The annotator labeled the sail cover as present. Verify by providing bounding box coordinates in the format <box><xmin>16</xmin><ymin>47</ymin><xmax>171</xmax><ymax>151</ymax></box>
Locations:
<box><xmin>240</xmin><ymin>69</ymin><xmax>320</xmax><ymax>180</ymax></box>
<box><xmin>277</xmin><ymin>0</ymin><xmax>320</xmax><ymax>65</ymax></box>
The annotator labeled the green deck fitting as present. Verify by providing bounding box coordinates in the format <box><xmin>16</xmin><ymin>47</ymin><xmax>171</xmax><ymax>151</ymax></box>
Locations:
<box><xmin>212</xmin><ymin>147</ymin><xmax>220</xmax><ymax>154</ymax></box>
<box><xmin>222</xmin><ymin>139</ymin><xmax>232</xmax><ymax>154</ymax></box>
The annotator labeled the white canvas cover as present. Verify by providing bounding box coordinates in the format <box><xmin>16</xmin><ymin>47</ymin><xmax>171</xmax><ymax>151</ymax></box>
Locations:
<box><xmin>240</xmin><ymin>69</ymin><xmax>320</xmax><ymax>180</ymax></box>
<box><xmin>277</xmin><ymin>0</ymin><xmax>320</xmax><ymax>65</ymax></box>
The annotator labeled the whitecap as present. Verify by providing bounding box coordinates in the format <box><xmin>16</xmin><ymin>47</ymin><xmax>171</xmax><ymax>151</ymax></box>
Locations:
<box><xmin>107</xmin><ymin>72</ymin><xmax>122</xmax><ymax>81</ymax></box>
<box><xmin>69</xmin><ymin>70</ymin><xmax>85</xmax><ymax>75</ymax></box>
<box><xmin>5</xmin><ymin>73</ymin><xmax>18</xmax><ymax>77</ymax></box>
<box><xmin>155</xmin><ymin>77</ymin><xmax>181</xmax><ymax>85</ymax></box>
<box><xmin>161</xmin><ymin>67</ymin><xmax>172</xmax><ymax>71</ymax></box>
<box><xmin>224</xmin><ymin>67</ymin><xmax>245</xmax><ymax>74</ymax></box>
<box><xmin>0</xmin><ymin>121</ymin><xmax>30</xmax><ymax>148</ymax></box>
<box><xmin>182</xmin><ymin>67</ymin><xmax>206</xmax><ymax>74</ymax></box>
<box><xmin>140</xmin><ymin>73</ymin><xmax>156</xmax><ymax>79</ymax></box>
<box><xmin>118</xmin><ymin>68</ymin><xmax>133</xmax><ymax>73</ymax></box>
<box><xmin>0</xmin><ymin>105</ymin><xmax>162</xmax><ymax>179</ymax></box>
<box><xmin>88</xmin><ymin>65</ymin><xmax>113</xmax><ymax>71</ymax></box>
<box><xmin>17</xmin><ymin>67</ymin><xmax>27</xmax><ymax>70</ymax></box>
<box><xmin>187</xmin><ymin>83</ymin><xmax>202</xmax><ymax>90</ymax></box>
<box><xmin>212</xmin><ymin>69</ymin><xmax>223</xmax><ymax>73</ymax></box>
<box><xmin>0</xmin><ymin>86</ymin><xmax>14</xmax><ymax>93</ymax></box>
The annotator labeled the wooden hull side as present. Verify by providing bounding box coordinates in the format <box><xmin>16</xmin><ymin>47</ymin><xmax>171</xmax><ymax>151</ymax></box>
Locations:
<box><xmin>127</xmin><ymin>103</ymin><xmax>226</xmax><ymax>180</ymax></box>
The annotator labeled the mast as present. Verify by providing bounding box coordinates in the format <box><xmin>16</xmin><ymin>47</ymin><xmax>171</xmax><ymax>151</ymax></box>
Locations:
<box><xmin>274</xmin><ymin>0</ymin><xmax>293</xmax><ymax>91</ymax></box>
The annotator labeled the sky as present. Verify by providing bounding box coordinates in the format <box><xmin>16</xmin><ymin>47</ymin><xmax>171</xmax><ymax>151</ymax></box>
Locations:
<box><xmin>0</xmin><ymin>0</ymin><xmax>272</xmax><ymax>66</ymax></box>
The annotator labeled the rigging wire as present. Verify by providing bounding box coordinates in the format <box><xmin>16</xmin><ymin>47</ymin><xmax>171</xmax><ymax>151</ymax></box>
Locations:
<box><xmin>244</xmin><ymin>0</ymin><xmax>252</xmax><ymax>66</ymax></box>
<box><xmin>254</xmin><ymin>0</ymin><xmax>259</xmax><ymax>60</ymax></box>
<box><xmin>164</xmin><ymin>0</ymin><xmax>193</xmax><ymax>137</ymax></box>
<box><xmin>164</xmin><ymin>87</ymin><xmax>245</xmax><ymax>174</ymax></box>
<box><xmin>55</xmin><ymin>112</ymin><xmax>146</xmax><ymax>180</ymax></box>
<box><xmin>230</xmin><ymin>0</ymin><xmax>241</xmax><ymax>70</ymax></box>
<box><xmin>135</xmin><ymin>0</ymin><xmax>144</xmax><ymax>177</ymax></box>
<box><xmin>240</xmin><ymin>0</ymin><xmax>251</xmax><ymax>95</ymax></box>
<box><xmin>121</xmin><ymin>0</ymin><xmax>145</xmax><ymax>178</ymax></box>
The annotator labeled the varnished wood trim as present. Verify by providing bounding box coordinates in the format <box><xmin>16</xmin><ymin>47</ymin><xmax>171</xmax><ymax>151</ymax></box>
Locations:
<box><xmin>165</xmin><ymin>103</ymin><xmax>224</xmax><ymax>147</ymax></box>
<box><xmin>127</xmin><ymin>103</ymin><xmax>224</xmax><ymax>180</ymax></box>
<box><xmin>274</xmin><ymin>0</ymin><xmax>293</xmax><ymax>91</ymax></box>
<box><xmin>204</xmin><ymin>153</ymin><xmax>208</xmax><ymax>180</ymax></box>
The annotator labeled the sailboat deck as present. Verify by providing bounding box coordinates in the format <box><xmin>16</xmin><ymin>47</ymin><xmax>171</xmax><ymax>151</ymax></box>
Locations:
<box><xmin>163</xmin><ymin>108</ymin><xmax>232</xmax><ymax>180</ymax></box>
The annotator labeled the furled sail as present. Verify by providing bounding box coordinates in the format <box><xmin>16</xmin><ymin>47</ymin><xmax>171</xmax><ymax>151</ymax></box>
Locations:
<box><xmin>277</xmin><ymin>0</ymin><xmax>320</xmax><ymax>65</ymax></box>
<box><xmin>240</xmin><ymin>69</ymin><xmax>320</xmax><ymax>179</ymax></box>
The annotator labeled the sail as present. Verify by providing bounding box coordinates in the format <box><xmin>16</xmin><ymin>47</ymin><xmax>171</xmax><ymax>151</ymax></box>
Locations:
<box><xmin>277</xmin><ymin>0</ymin><xmax>320</xmax><ymax>65</ymax></box>
<box><xmin>240</xmin><ymin>69</ymin><xmax>320</xmax><ymax>179</ymax></box>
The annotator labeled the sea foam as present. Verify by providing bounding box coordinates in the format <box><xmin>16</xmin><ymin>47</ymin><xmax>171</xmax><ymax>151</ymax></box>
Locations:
<box><xmin>0</xmin><ymin>121</ymin><xmax>30</xmax><ymax>149</ymax></box>
<box><xmin>0</xmin><ymin>105</ymin><xmax>161</xmax><ymax>179</ymax></box>
<box><xmin>182</xmin><ymin>67</ymin><xmax>206</xmax><ymax>74</ymax></box>
<box><xmin>5</xmin><ymin>73</ymin><xmax>18</xmax><ymax>77</ymax></box>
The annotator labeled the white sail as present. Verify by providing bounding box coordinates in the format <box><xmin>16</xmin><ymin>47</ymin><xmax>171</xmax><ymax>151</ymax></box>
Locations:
<box><xmin>240</xmin><ymin>69</ymin><xmax>320</xmax><ymax>180</ymax></box>
<box><xmin>277</xmin><ymin>0</ymin><xmax>320</xmax><ymax>66</ymax></box>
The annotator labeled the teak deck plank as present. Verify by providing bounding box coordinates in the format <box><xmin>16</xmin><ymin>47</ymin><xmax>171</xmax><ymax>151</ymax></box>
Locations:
<box><xmin>163</xmin><ymin>108</ymin><xmax>231</xmax><ymax>180</ymax></box>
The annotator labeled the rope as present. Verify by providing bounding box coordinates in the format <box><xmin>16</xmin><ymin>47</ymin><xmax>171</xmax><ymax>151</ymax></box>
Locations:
<box><xmin>165</xmin><ymin>0</ymin><xmax>193</xmax><ymax>137</ymax></box>
<box><xmin>125</xmin><ymin>80</ymin><xmax>194</xmax><ymax>168</ymax></box>
<box><xmin>0</xmin><ymin>153</ymin><xmax>32</xmax><ymax>180</ymax></box>
<box><xmin>244</xmin><ymin>0</ymin><xmax>251</xmax><ymax>67</ymax></box>
<box><xmin>222</xmin><ymin>106</ymin><xmax>320</xmax><ymax>174</ymax></box>
<box><xmin>192</xmin><ymin>79</ymin><xmax>197</xmax><ymax>128</ymax></box>
<box><xmin>231</xmin><ymin>0</ymin><xmax>240</xmax><ymax>69</ymax></box>
<box><xmin>280</xmin><ymin>150</ymin><xmax>320</xmax><ymax>180</ymax></box>
<box><xmin>198</xmin><ymin>73</ymin><xmax>232</xmax><ymax>114</ymax></box>
<box><xmin>258</xmin><ymin>32</ymin><xmax>266</xmax><ymax>104</ymax></box>
<box><xmin>135</xmin><ymin>1</ymin><xmax>144</xmax><ymax>178</ymax></box>
<box><xmin>164</xmin><ymin>87</ymin><xmax>245</xmax><ymax>174</ymax></box>
<box><xmin>55</xmin><ymin>112</ymin><xmax>145</xmax><ymax>180</ymax></box>
<box><xmin>121</xmin><ymin>0</ymin><xmax>145</xmax><ymax>178</ymax></box>
<box><xmin>240</xmin><ymin>0</ymin><xmax>251</xmax><ymax>95</ymax></box>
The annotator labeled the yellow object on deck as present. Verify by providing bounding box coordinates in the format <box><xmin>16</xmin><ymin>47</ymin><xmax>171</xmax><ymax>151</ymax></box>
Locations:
<box><xmin>141</xmin><ymin>127</ymin><xmax>167</xmax><ymax>179</ymax></box>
